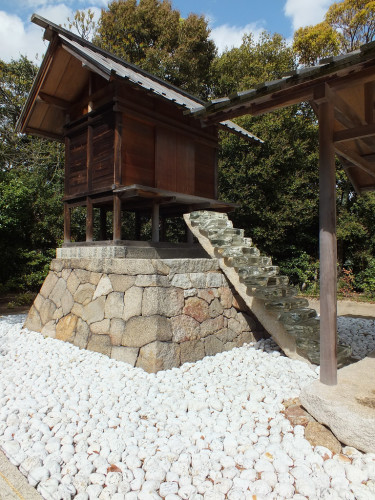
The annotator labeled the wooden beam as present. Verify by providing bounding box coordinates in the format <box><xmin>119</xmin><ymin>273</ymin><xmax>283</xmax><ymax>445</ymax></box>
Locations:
<box><xmin>152</xmin><ymin>202</ymin><xmax>160</xmax><ymax>243</ymax></box>
<box><xmin>38</xmin><ymin>91</ymin><xmax>71</xmax><ymax>110</ymax></box>
<box><xmin>318</xmin><ymin>99</ymin><xmax>338</xmax><ymax>386</ymax></box>
<box><xmin>333</xmin><ymin>122</ymin><xmax>375</xmax><ymax>143</ymax></box>
<box><xmin>64</xmin><ymin>204</ymin><xmax>71</xmax><ymax>243</ymax></box>
<box><xmin>113</xmin><ymin>194</ymin><xmax>122</xmax><ymax>241</ymax></box>
<box><xmin>334</xmin><ymin>143</ymin><xmax>375</xmax><ymax>179</ymax></box>
<box><xmin>86</xmin><ymin>197</ymin><xmax>93</xmax><ymax>242</ymax></box>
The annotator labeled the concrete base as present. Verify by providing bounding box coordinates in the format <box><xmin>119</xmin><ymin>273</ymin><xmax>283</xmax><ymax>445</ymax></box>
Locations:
<box><xmin>0</xmin><ymin>451</ymin><xmax>42</xmax><ymax>500</ymax></box>
<box><xmin>300</xmin><ymin>352</ymin><xmax>375</xmax><ymax>453</ymax></box>
<box><xmin>57</xmin><ymin>241</ymin><xmax>208</xmax><ymax>259</ymax></box>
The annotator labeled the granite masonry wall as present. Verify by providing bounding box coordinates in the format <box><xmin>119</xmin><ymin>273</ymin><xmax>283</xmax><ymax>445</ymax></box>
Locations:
<box><xmin>24</xmin><ymin>258</ymin><xmax>265</xmax><ymax>372</ymax></box>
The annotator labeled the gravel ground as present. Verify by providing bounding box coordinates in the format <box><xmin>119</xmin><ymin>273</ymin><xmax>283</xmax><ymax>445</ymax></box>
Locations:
<box><xmin>0</xmin><ymin>314</ymin><xmax>374</xmax><ymax>500</ymax></box>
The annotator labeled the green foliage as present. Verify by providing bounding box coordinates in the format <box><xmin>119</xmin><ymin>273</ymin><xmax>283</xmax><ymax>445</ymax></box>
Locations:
<box><xmin>293</xmin><ymin>0</ymin><xmax>375</xmax><ymax>65</ymax></box>
<box><xmin>66</xmin><ymin>9</ymin><xmax>97</xmax><ymax>40</ymax></box>
<box><xmin>94</xmin><ymin>0</ymin><xmax>216</xmax><ymax>98</ymax></box>
<box><xmin>278</xmin><ymin>249</ymin><xmax>319</xmax><ymax>291</ymax></box>
<box><xmin>355</xmin><ymin>258</ymin><xmax>375</xmax><ymax>297</ymax></box>
<box><xmin>0</xmin><ymin>57</ymin><xmax>64</xmax><ymax>291</ymax></box>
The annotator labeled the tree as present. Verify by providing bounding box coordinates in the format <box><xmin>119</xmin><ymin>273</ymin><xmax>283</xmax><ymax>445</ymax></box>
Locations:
<box><xmin>66</xmin><ymin>9</ymin><xmax>97</xmax><ymax>41</ymax></box>
<box><xmin>94</xmin><ymin>0</ymin><xmax>216</xmax><ymax>98</ymax></box>
<box><xmin>0</xmin><ymin>57</ymin><xmax>64</xmax><ymax>290</ymax></box>
<box><xmin>293</xmin><ymin>0</ymin><xmax>375</xmax><ymax>65</ymax></box>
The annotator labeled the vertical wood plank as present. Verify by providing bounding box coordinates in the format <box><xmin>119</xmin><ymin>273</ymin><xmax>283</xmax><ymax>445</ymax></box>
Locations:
<box><xmin>114</xmin><ymin>112</ymin><xmax>122</xmax><ymax>186</ymax></box>
<box><xmin>87</xmin><ymin>125</ymin><xmax>93</xmax><ymax>192</ymax></box>
<box><xmin>152</xmin><ymin>202</ymin><xmax>160</xmax><ymax>242</ymax></box>
<box><xmin>113</xmin><ymin>194</ymin><xmax>122</xmax><ymax>241</ymax></box>
<box><xmin>99</xmin><ymin>208</ymin><xmax>107</xmax><ymax>241</ymax></box>
<box><xmin>86</xmin><ymin>197</ymin><xmax>93</xmax><ymax>242</ymax></box>
<box><xmin>64</xmin><ymin>203</ymin><xmax>71</xmax><ymax>243</ymax></box>
<box><xmin>364</xmin><ymin>82</ymin><xmax>375</xmax><ymax>124</ymax></box>
<box><xmin>319</xmin><ymin>97</ymin><xmax>338</xmax><ymax>386</ymax></box>
<box><xmin>64</xmin><ymin>136</ymin><xmax>70</xmax><ymax>197</ymax></box>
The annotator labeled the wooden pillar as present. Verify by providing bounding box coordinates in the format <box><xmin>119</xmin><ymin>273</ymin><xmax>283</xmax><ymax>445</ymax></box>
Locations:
<box><xmin>135</xmin><ymin>212</ymin><xmax>141</xmax><ymax>240</ymax></box>
<box><xmin>113</xmin><ymin>194</ymin><xmax>122</xmax><ymax>242</ymax></box>
<box><xmin>152</xmin><ymin>202</ymin><xmax>160</xmax><ymax>243</ymax></box>
<box><xmin>99</xmin><ymin>208</ymin><xmax>107</xmax><ymax>241</ymax></box>
<box><xmin>86</xmin><ymin>197</ymin><xmax>93</xmax><ymax>242</ymax></box>
<box><xmin>318</xmin><ymin>98</ymin><xmax>338</xmax><ymax>385</ymax></box>
<box><xmin>64</xmin><ymin>203</ymin><xmax>71</xmax><ymax>243</ymax></box>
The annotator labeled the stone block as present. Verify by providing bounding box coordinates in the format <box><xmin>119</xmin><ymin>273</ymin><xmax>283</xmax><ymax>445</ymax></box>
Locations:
<box><xmin>105</xmin><ymin>292</ymin><xmax>124</xmax><ymax>319</ymax></box>
<box><xmin>61</xmin><ymin>291</ymin><xmax>74</xmax><ymax>316</ymax></box>
<box><xmin>170</xmin><ymin>274</ymin><xmax>191</xmax><ymax>289</ymax></box>
<box><xmin>183</xmin><ymin>297</ymin><xmax>210</xmax><ymax>323</ymax></box>
<box><xmin>39</xmin><ymin>299</ymin><xmax>57</xmax><ymax>326</ymax></box>
<box><xmin>24</xmin><ymin>305</ymin><xmax>42</xmax><ymax>332</ymax></box>
<box><xmin>180</xmin><ymin>340</ymin><xmax>205</xmax><ymax>364</ymax></box>
<box><xmin>204</xmin><ymin>335</ymin><xmax>224</xmax><ymax>356</ymax></box>
<box><xmin>74</xmin><ymin>269</ymin><xmax>92</xmax><ymax>284</ymax></box>
<box><xmin>189</xmin><ymin>273</ymin><xmax>207</xmax><ymax>289</ymax></box>
<box><xmin>227</xmin><ymin>318</ymin><xmax>243</xmax><ymax>335</ymax></box>
<box><xmin>41</xmin><ymin>320</ymin><xmax>56</xmax><ymax>338</ymax></box>
<box><xmin>197</xmin><ymin>289</ymin><xmax>215</xmax><ymax>304</ymax></box>
<box><xmin>87</xmin><ymin>334</ymin><xmax>111</xmax><ymax>357</ymax></box>
<box><xmin>219</xmin><ymin>287</ymin><xmax>233</xmax><ymax>309</ymax></box>
<box><xmin>74</xmin><ymin>283</ymin><xmax>95</xmax><ymax>305</ymax></box>
<box><xmin>164</xmin><ymin>259</ymin><xmax>219</xmax><ymax>274</ymax></box>
<box><xmin>61</xmin><ymin>269</ymin><xmax>71</xmax><ymax>281</ymax></box>
<box><xmin>71</xmin><ymin>302</ymin><xmax>84</xmax><ymax>319</ymax></box>
<box><xmin>50</xmin><ymin>259</ymin><xmax>64</xmax><ymax>272</ymax></box>
<box><xmin>151</xmin><ymin>259</ymin><xmax>171</xmax><ymax>275</ymax></box>
<box><xmin>109</xmin><ymin>274</ymin><xmax>135</xmax><ymax>292</ymax></box>
<box><xmin>73</xmin><ymin>319</ymin><xmax>89</xmax><ymax>349</ymax></box>
<box><xmin>304</xmin><ymin>422</ymin><xmax>341</xmax><ymax>454</ymax></box>
<box><xmin>40</xmin><ymin>272</ymin><xmax>59</xmax><ymax>299</ymax></box>
<box><xmin>184</xmin><ymin>288</ymin><xmax>197</xmax><ymax>298</ymax></box>
<box><xmin>122</xmin><ymin>315</ymin><xmax>172</xmax><ymax>348</ymax></box>
<box><xmin>109</xmin><ymin>318</ymin><xmax>125</xmax><ymax>345</ymax></box>
<box><xmin>89</xmin><ymin>272</ymin><xmax>102</xmax><ymax>286</ymax></box>
<box><xmin>206</xmin><ymin>272</ymin><xmax>225</xmax><ymax>288</ymax></box>
<box><xmin>224</xmin><ymin>307</ymin><xmax>237</xmax><ymax>319</ymax></box>
<box><xmin>90</xmin><ymin>319</ymin><xmax>110</xmax><ymax>335</ymax></box>
<box><xmin>136</xmin><ymin>341</ymin><xmax>180</xmax><ymax>373</ymax></box>
<box><xmin>56</xmin><ymin>314</ymin><xmax>77</xmax><ymax>342</ymax></box>
<box><xmin>53</xmin><ymin>308</ymin><xmax>63</xmax><ymax>321</ymax></box>
<box><xmin>171</xmin><ymin>315</ymin><xmax>200</xmax><ymax>342</ymax></box>
<box><xmin>209</xmin><ymin>298</ymin><xmax>224</xmax><ymax>318</ymax></box>
<box><xmin>236</xmin><ymin>331</ymin><xmax>255</xmax><ymax>346</ymax></box>
<box><xmin>103</xmin><ymin>259</ymin><xmax>155</xmax><ymax>276</ymax></box>
<box><xmin>123</xmin><ymin>286</ymin><xmax>143</xmax><ymax>321</ymax></box>
<box><xmin>34</xmin><ymin>293</ymin><xmax>44</xmax><ymax>312</ymax></box>
<box><xmin>215</xmin><ymin>328</ymin><xmax>237</xmax><ymax>344</ymax></box>
<box><xmin>236</xmin><ymin>313</ymin><xmax>256</xmax><ymax>332</ymax></box>
<box><xmin>142</xmin><ymin>287</ymin><xmax>184</xmax><ymax>317</ymax></box>
<box><xmin>82</xmin><ymin>296</ymin><xmax>106</xmax><ymax>324</ymax></box>
<box><xmin>93</xmin><ymin>276</ymin><xmax>113</xmax><ymax>299</ymax></box>
<box><xmin>111</xmin><ymin>346</ymin><xmax>139</xmax><ymax>366</ymax></box>
<box><xmin>66</xmin><ymin>271</ymin><xmax>80</xmax><ymax>295</ymax></box>
<box><xmin>200</xmin><ymin>316</ymin><xmax>224</xmax><ymax>338</ymax></box>
<box><xmin>135</xmin><ymin>275</ymin><xmax>169</xmax><ymax>287</ymax></box>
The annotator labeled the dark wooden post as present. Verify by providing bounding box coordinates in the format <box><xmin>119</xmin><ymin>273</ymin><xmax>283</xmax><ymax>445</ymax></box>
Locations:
<box><xmin>152</xmin><ymin>202</ymin><xmax>160</xmax><ymax>242</ymax></box>
<box><xmin>64</xmin><ymin>203</ymin><xmax>71</xmax><ymax>243</ymax></box>
<box><xmin>86</xmin><ymin>197</ymin><xmax>93</xmax><ymax>242</ymax></box>
<box><xmin>318</xmin><ymin>96</ymin><xmax>338</xmax><ymax>385</ymax></box>
<box><xmin>99</xmin><ymin>208</ymin><xmax>107</xmax><ymax>241</ymax></box>
<box><xmin>113</xmin><ymin>194</ymin><xmax>122</xmax><ymax>241</ymax></box>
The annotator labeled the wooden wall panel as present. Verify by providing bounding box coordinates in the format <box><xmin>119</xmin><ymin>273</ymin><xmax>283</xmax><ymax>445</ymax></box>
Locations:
<box><xmin>122</xmin><ymin>116</ymin><xmax>155</xmax><ymax>186</ymax></box>
<box><xmin>195</xmin><ymin>142</ymin><xmax>216</xmax><ymax>199</ymax></box>
<box><xmin>68</xmin><ymin>131</ymin><xmax>87</xmax><ymax>195</ymax></box>
<box><xmin>176</xmin><ymin>135</ymin><xmax>194</xmax><ymax>194</ymax></box>
<box><xmin>92</xmin><ymin>120</ymin><xmax>114</xmax><ymax>190</ymax></box>
<box><xmin>156</xmin><ymin>128</ymin><xmax>176</xmax><ymax>191</ymax></box>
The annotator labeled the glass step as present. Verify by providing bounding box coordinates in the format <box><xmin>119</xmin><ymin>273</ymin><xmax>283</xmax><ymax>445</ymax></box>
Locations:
<box><xmin>255</xmin><ymin>285</ymin><xmax>298</xmax><ymax>300</ymax></box>
<box><xmin>267</xmin><ymin>275</ymin><xmax>289</xmax><ymax>286</ymax></box>
<box><xmin>279</xmin><ymin>308</ymin><xmax>317</xmax><ymax>325</ymax></box>
<box><xmin>264</xmin><ymin>296</ymin><xmax>309</xmax><ymax>311</ymax></box>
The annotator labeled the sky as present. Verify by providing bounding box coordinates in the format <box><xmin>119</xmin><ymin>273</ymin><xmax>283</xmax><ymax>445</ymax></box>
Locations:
<box><xmin>0</xmin><ymin>0</ymin><xmax>333</xmax><ymax>63</ymax></box>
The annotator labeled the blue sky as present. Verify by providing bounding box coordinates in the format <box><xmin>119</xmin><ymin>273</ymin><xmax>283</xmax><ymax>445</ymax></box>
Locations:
<box><xmin>0</xmin><ymin>0</ymin><xmax>333</xmax><ymax>62</ymax></box>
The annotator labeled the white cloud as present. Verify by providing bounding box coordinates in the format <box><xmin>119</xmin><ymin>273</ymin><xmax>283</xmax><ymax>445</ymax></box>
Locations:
<box><xmin>0</xmin><ymin>11</ymin><xmax>47</xmax><ymax>61</ymax></box>
<box><xmin>284</xmin><ymin>0</ymin><xmax>332</xmax><ymax>31</ymax></box>
<box><xmin>210</xmin><ymin>22</ymin><xmax>265</xmax><ymax>54</ymax></box>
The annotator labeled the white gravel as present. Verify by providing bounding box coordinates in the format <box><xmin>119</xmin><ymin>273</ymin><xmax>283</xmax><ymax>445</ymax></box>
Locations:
<box><xmin>0</xmin><ymin>313</ymin><xmax>374</xmax><ymax>500</ymax></box>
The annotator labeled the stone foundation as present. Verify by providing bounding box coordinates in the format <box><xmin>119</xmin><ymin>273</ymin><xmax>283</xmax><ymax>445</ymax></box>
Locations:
<box><xmin>25</xmin><ymin>258</ymin><xmax>265</xmax><ymax>372</ymax></box>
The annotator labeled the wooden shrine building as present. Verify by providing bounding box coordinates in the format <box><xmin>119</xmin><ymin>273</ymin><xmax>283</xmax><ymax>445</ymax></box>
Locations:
<box><xmin>17</xmin><ymin>15</ymin><xmax>260</xmax><ymax>244</ymax></box>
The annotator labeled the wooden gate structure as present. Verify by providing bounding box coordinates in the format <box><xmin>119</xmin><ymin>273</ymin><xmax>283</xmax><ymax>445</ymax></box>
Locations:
<box><xmin>190</xmin><ymin>43</ymin><xmax>375</xmax><ymax>385</ymax></box>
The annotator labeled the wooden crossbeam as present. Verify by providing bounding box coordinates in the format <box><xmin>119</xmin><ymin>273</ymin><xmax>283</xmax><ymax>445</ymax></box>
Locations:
<box><xmin>38</xmin><ymin>91</ymin><xmax>71</xmax><ymax>110</ymax></box>
<box><xmin>334</xmin><ymin>143</ymin><xmax>375</xmax><ymax>179</ymax></box>
<box><xmin>333</xmin><ymin>122</ymin><xmax>375</xmax><ymax>142</ymax></box>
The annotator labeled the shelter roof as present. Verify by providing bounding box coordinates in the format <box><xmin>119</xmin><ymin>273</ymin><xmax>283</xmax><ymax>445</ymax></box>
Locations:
<box><xmin>190</xmin><ymin>43</ymin><xmax>375</xmax><ymax>194</ymax></box>
<box><xmin>16</xmin><ymin>14</ymin><xmax>261</xmax><ymax>144</ymax></box>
